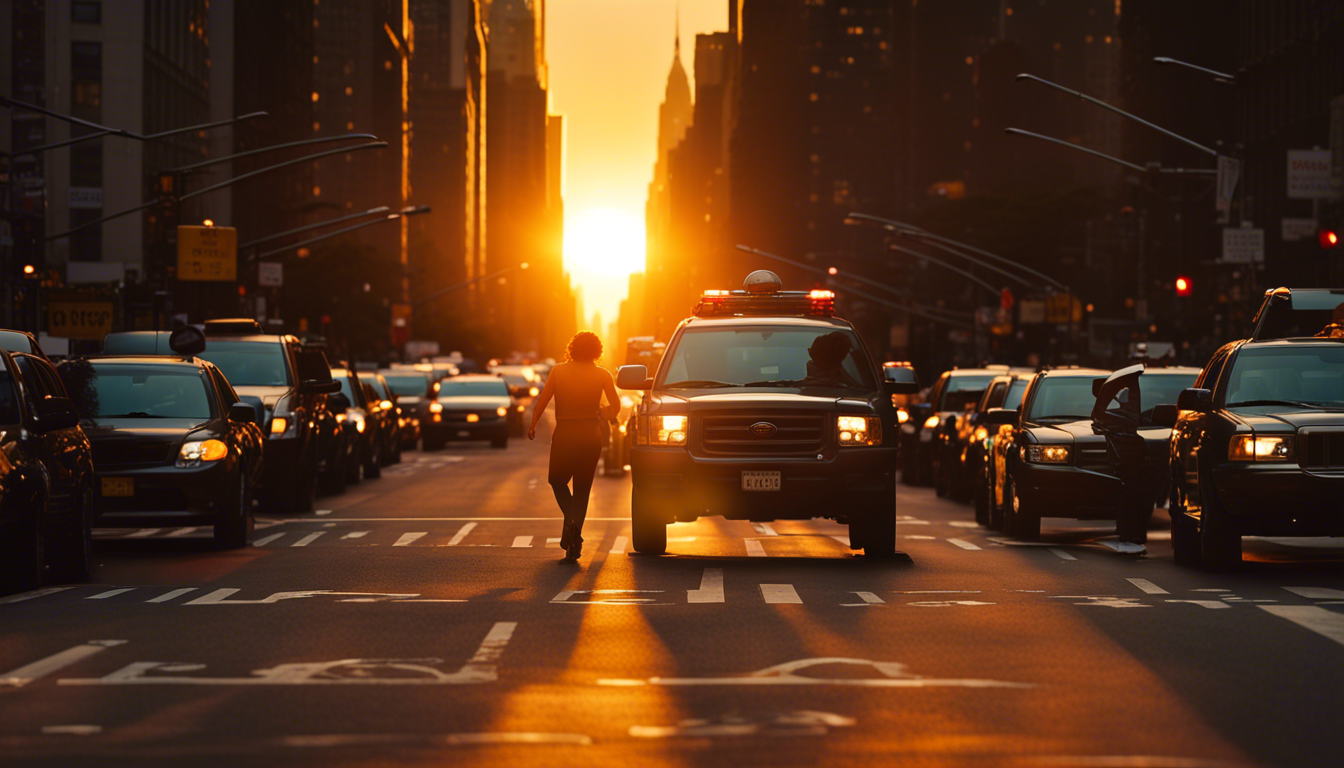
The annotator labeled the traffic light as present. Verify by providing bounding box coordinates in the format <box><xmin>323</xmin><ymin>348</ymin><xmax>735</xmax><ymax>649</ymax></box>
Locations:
<box><xmin>1175</xmin><ymin>276</ymin><xmax>1192</xmax><ymax>297</ymax></box>
<box><xmin>1321</xmin><ymin>228</ymin><xmax>1340</xmax><ymax>250</ymax></box>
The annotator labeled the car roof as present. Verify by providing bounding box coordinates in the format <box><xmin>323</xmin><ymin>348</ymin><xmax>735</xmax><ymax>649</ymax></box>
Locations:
<box><xmin>682</xmin><ymin>315</ymin><xmax>854</xmax><ymax>330</ymax></box>
<box><xmin>1144</xmin><ymin>366</ymin><xmax>1202</xmax><ymax>374</ymax></box>
<box><xmin>447</xmin><ymin>374</ymin><xmax>506</xmax><ymax>382</ymax></box>
<box><xmin>199</xmin><ymin>334</ymin><xmax>288</xmax><ymax>343</ymax></box>
<box><xmin>1239</xmin><ymin>337</ymin><xmax>1344</xmax><ymax>349</ymax></box>
<box><xmin>75</xmin><ymin>355</ymin><xmax>213</xmax><ymax>369</ymax></box>
<box><xmin>1037</xmin><ymin>367</ymin><xmax>1111</xmax><ymax>378</ymax></box>
<box><xmin>946</xmin><ymin>368</ymin><xmax>1011</xmax><ymax>377</ymax></box>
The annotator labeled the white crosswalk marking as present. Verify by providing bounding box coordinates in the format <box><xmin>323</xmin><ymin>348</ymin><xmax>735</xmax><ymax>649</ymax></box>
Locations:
<box><xmin>753</xmin><ymin>523</ymin><xmax>778</xmax><ymax>536</ymax></box>
<box><xmin>1166</xmin><ymin>600</ymin><xmax>1230</xmax><ymax>609</ymax></box>
<box><xmin>760</xmin><ymin>584</ymin><xmax>802</xmax><ymax>604</ymax></box>
<box><xmin>512</xmin><ymin>536</ymin><xmax>533</xmax><ymax>548</ymax></box>
<box><xmin>610</xmin><ymin>536</ymin><xmax>628</xmax><ymax>554</ymax></box>
<box><xmin>1283</xmin><ymin>587</ymin><xmax>1344</xmax><ymax>600</ymax></box>
<box><xmin>0</xmin><ymin>587</ymin><xmax>74</xmax><ymax>604</ymax></box>
<box><xmin>1</xmin><ymin>640</ymin><xmax>126</xmax><ymax>688</ymax></box>
<box><xmin>86</xmin><ymin>589</ymin><xmax>134</xmax><ymax>600</ymax></box>
<box><xmin>1126</xmin><ymin>578</ymin><xmax>1169</xmax><ymax>595</ymax></box>
<box><xmin>829</xmin><ymin>535</ymin><xmax>851</xmax><ymax>547</ymax></box>
<box><xmin>947</xmin><ymin>538</ymin><xmax>981</xmax><ymax>550</ymax></box>
<box><xmin>341</xmin><ymin>531</ymin><xmax>369</xmax><ymax>540</ymax></box>
<box><xmin>688</xmin><ymin>568</ymin><xmax>725</xmax><ymax>603</ymax></box>
<box><xmin>445</xmin><ymin>523</ymin><xmax>476</xmax><ymax>546</ymax></box>
<box><xmin>745</xmin><ymin>539</ymin><xmax>767</xmax><ymax>557</ymax></box>
<box><xmin>853</xmin><ymin>592</ymin><xmax>884</xmax><ymax>604</ymax></box>
<box><xmin>166</xmin><ymin>527</ymin><xmax>199</xmax><ymax>537</ymax></box>
<box><xmin>394</xmin><ymin>532</ymin><xmax>428</xmax><ymax>547</ymax></box>
<box><xmin>1050</xmin><ymin>548</ymin><xmax>1077</xmax><ymax>561</ymax></box>
<box><xmin>292</xmin><ymin>532</ymin><xmax>325</xmax><ymax>547</ymax></box>
<box><xmin>127</xmin><ymin>529</ymin><xmax>162</xmax><ymax>538</ymax></box>
<box><xmin>253</xmin><ymin>533</ymin><xmax>286</xmax><ymax>547</ymax></box>
<box><xmin>1261</xmin><ymin>606</ymin><xmax>1344</xmax><ymax>647</ymax></box>
<box><xmin>147</xmin><ymin>588</ymin><xmax>198</xmax><ymax>604</ymax></box>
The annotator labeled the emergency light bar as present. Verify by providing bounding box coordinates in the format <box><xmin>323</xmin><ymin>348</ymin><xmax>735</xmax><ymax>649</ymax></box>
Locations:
<box><xmin>693</xmin><ymin>289</ymin><xmax>836</xmax><ymax>318</ymax></box>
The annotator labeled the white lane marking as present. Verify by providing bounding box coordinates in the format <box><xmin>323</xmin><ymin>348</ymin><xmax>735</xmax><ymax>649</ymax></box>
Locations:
<box><xmin>1284</xmin><ymin>586</ymin><xmax>1344</xmax><ymax>600</ymax></box>
<box><xmin>166</xmin><ymin>527</ymin><xmax>199</xmax><ymax>537</ymax></box>
<box><xmin>252</xmin><ymin>533</ymin><xmax>286</xmax><ymax>547</ymax></box>
<box><xmin>1191</xmin><ymin>588</ymin><xmax>1231</xmax><ymax>592</ymax></box>
<box><xmin>394</xmin><ymin>532</ymin><xmax>428</xmax><ymax>547</ymax></box>
<box><xmin>1126</xmin><ymin>578</ymin><xmax>1169</xmax><ymax>595</ymax></box>
<box><xmin>0</xmin><ymin>587</ymin><xmax>74</xmax><ymax>605</ymax></box>
<box><xmin>445</xmin><ymin>523</ymin><xmax>476</xmax><ymax>546</ymax></box>
<box><xmin>752</xmin><ymin>524</ymin><xmax>779</xmax><ymax>536</ymax></box>
<box><xmin>947</xmin><ymin>538</ymin><xmax>981</xmax><ymax>550</ymax></box>
<box><xmin>745</xmin><ymin>539</ymin><xmax>767</xmax><ymax>557</ymax></box>
<box><xmin>42</xmin><ymin>725</ymin><xmax>102</xmax><ymax>735</ymax></box>
<box><xmin>1050</xmin><ymin>548</ymin><xmax>1077</xmax><ymax>561</ymax></box>
<box><xmin>898</xmin><ymin>590</ymin><xmax>982</xmax><ymax>594</ymax></box>
<box><xmin>551</xmin><ymin>590</ymin><xmax>669</xmax><ymax>605</ymax></box>
<box><xmin>688</xmin><ymin>568</ymin><xmax>725</xmax><ymax>604</ymax></box>
<box><xmin>292</xmin><ymin>532</ymin><xmax>325</xmax><ymax>547</ymax></box>
<box><xmin>1260</xmin><ymin>606</ymin><xmax>1344</xmax><ymax>647</ymax></box>
<box><xmin>829</xmin><ymin>535</ymin><xmax>851</xmax><ymax>547</ymax></box>
<box><xmin>512</xmin><ymin>536</ymin><xmax>533</xmax><ymax>548</ymax></box>
<box><xmin>185</xmin><ymin>589</ymin><xmax>418</xmax><ymax>605</ymax></box>
<box><xmin>1166</xmin><ymin>600</ymin><xmax>1230</xmax><ymax>609</ymax></box>
<box><xmin>610</xmin><ymin>536</ymin><xmax>628</xmax><ymax>554</ymax></box>
<box><xmin>760</xmin><ymin>584</ymin><xmax>802</xmax><ymax>604</ymax></box>
<box><xmin>547</xmin><ymin>538</ymin><xmax>561</xmax><ymax>545</ymax></box>
<box><xmin>598</xmin><ymin>657</ymin><xmax>1033</xmax><ymax>689</ymax></box>
<box><xmin>840</xmin><ymin>592</ymin><xmax>885</xmax><ymax>607</ymax></box>
<box><xmin>1</xmin><ymin>641</ymin><xmax>126</xmax><ymax>687</ymax></box>
<box><xmin>284</xmin><ymin>733</ymin><xmax>591</xmax><ymax>748</ymax></box>
<box><xmin>458</xmin><ymin>622</ymin><xmax>517</xmax><ymax>679</ymax></box>
<box><xmin>315</xmin><ymin>510</ymin><xmax>332</xmax><ymax>516</ymax></box>
<box><xmin>341</xmin><ymin>531</ymin><xmax>369</xmax><ymax>540</ymax></box>
<box><xmin>904</xmin><ymin>535</ymin><xmax>936</xmax><ymax>540</ymax></box>
<box><xmin>948</xmin><ymin>521</ymin><xmax>979</xmax><ymax>528</ymax></box>
<box><xmin>147</xmin><ymin>588</ymin><xmax>198</xmax><ymax>604</ymax></box>
<box><xmin>126</xmin><ymin>528</ymin><xmax>162</xmax><ymax>538</ymax></box>
<box><xmin>900</xmin><ymin>520</ymin><xmax>931</xmax><ymax>525</ymax></box>
<box><xmin>86</xmin><ymin>589</ymin><xmax>134</xmax><ymax>600</ymax></box>
<box><xmin>909</xmin><ymin>600</ymin><xmax>996</xmax><ymax>607</ymax></box>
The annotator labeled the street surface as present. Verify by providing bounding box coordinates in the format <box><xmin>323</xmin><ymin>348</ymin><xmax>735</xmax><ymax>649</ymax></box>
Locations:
<box><xmin>3</xmin><ymin>414</ymin><xmax>1343</xmax><ymax>768</ymax></box>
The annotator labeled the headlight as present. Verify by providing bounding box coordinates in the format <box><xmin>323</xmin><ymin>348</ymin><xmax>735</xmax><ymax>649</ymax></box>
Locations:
<box><xmin>348</xmin><ymin>412</ymin><xmax>366</xmax><ymax>433</ymax></box>
<box><xmin>467</xmin><ymin>414</ymin><xmax>480</xmax><ymax>423</ymax></box>
<box><xmin>837</xmin><ymin>415</ymin><xmax>882</xmax><ymax>446</ymax></box>
<box><xmin>644</xmin><ymin>414</ymin><xmax>687</xmax><ymax>446</ymax></box>
<box><xmin>1229</xmin><ymin>435</ymin><xmax>1293</xmax><ymax>462</ymax></box>
<box><xmin>923</xmin><ymin>415</ymin><xmax>941</xmax><ymax>429</ymax></box>
<box><xmin>974</xmin><ymin>426</ymin><xmax>988</xmax><ymax>442</ymax></box>
<box><xmin>381</xmin><ymin>399</ymin><xmax>393</xmax><ymax>410</ymax></box>
<box><xmin>516</xmin><ymin>405</ymin><xmax>524</xmax><ymax>412</ymax></box>
<box><xmin>896</xmin><ymin>409</ymin><xmax>909</xmax><ymax>424</ymax></box>
<box><xmin>621</xmin><ymin>395</ymin><xmax>634</xmax><ymax>409</ymax></box>
<box><xmin>429</xmin><ymin>402</ymin><xmax>443</xmax><ymax>413</ymax></box>
<box><xmin>270</xmin><ymin>416</ymin><xmax>289</xmax><ymax>435</ymax></box>
<box><xmin>1025</xmin><ymin>444</ymin><xmax>1071</xmax><ymax>464</ymax></box>
<box><xmin>177</xmin><ymin>439</ymin><xmax>228</xmax><ymax>466</ymax></box>
<box><xmin>497</xmin><ymin>406</ymin><xmax>508</xmax><ymax>417</ymax></box>
<box><xmin>529</xmin><ymin>387</ymin><xmax>540</xmax><ymax>397</ymax></box>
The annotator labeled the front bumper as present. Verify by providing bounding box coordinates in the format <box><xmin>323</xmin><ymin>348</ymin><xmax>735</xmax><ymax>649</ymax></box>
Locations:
<box><xmin>425</xmin><ymin>415</ymin><xmax>508</xmax><ymax>441</ymax></box>
<box><xmin>631</xmin><ymin>446</ymin><xmax>896</xmax><ymax>522</ymax></box>
<box><xmin>1014</xmin><ymin>462</ymin><xmax>1124</xmax><ymax>520</ymax></box>
<box><xmin>1213</xmin><ymin>465</ymin><xmax>1344</xmax><ymax>536</ymax></box>
<box><xmin>94</xmin><ymin>461</ymin><xmax>234</xmax><ymax>527</ymax></box>
<box><xmin>261</xmin><ymin>435</ymin><xmax>301</xmax><ymax>488</ymax></box>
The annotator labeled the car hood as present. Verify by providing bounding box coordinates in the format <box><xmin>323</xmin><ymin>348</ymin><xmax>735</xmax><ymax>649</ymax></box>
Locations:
<box><xmin>233</xmin><ymin>385</ymin><xmax>290</xmax><ymax>409</ymax></box>
<box><xmin>652</xmin><ymin>391</ymin><xmax>875</xmax><ymax>412</ymax></box>
<box><xmin>82</xmin><ymin>418</ymin><xmax>209</xmax><ymax>438</ymax></box>
<box><xmin>1029</xmin><ymin>419</ymin><xmax>1172</xmax><ymax>443</ymax></box>
<box><xmin>437</xmin><ymin>397</ymin><xmax>510</xmax><ymax>410</ymax></box>
<box><xmin>1227</xmin><ymin>406</ymin><xmax>1344</xmax><ymax>431</ymax></box>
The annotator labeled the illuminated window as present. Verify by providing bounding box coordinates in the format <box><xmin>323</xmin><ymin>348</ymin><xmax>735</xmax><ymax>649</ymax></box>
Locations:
<box><xmin>345</xmin><ymin>86</ymin><xmax>353</xmax><ymax>95</ymax></box>
<box><xmin>346</xmin><ymin>121</ymin><xmax>354</xmax><ymax>130</ymax></box>
<box><xmin>311</xmin><ymin>91</ymin><xmax>320</xmax><ymax>102</ymax></box>
<box><xmin>1104</xmin><ymin>35</ymin><xmax>1113</xmax><ymax>44</ymax></box>
<box><xmin>965</xmin><ymin>56</ymin><xmax>974</xmax><ymax>65</ymax></box>
<box><xmin>1085</xmin><ymin>35</ymin><xmax>1094</xmax><ymax>43</ymax></box>
<box><xmin>809</xmin><ymin>93</ymin><xmax>819</xmax><ymax>102</ymax></box>
<box><xmin>313</xmin><ymin>186</ymin><xmax>321</xmax><ymax>196</ymax></box>
<box><xmin>1006</xmin><ymin>6</ymin><xmax>1013</xmax><ymax>15</ymax></box>
<box><xmin>313</xmin><ymin>121</ymin><xmax>320</xmax><ymax>131</ymax></box>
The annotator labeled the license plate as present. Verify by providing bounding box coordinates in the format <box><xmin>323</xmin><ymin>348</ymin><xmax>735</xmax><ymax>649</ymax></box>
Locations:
<box><xmin>742</xmin><ymin>471</ymin><xmax>781</xmax><ymax>492</ymax></box>
<box><xmin>101</xmin><ymin>477</ymin><xmax>134</xmax><ymax>497</ymax></box>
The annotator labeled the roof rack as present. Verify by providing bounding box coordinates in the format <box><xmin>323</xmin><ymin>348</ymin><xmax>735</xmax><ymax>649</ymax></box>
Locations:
<box><xmin>203</xmin><ymin>318</ymin><xmax>264</xmax><ymax>335</ymax></box>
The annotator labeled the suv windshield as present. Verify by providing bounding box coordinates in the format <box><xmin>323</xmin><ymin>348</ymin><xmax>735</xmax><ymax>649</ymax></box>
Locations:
<box><xmin>1223</xmin><ymin>346</ymin><xmax>1344</xmax><ymax>407</ymax></box>
<box><xmin>64</xmin><ymin>363</ymin><xmax>212</xmax><ymax>420</ymax></box>
<box><xmin>939</xmin><ymin>375</ymin><xmax>995</xmax><ymax>411</ymax></box>
<box><xmin>1027</xmin><ymin>377</ymin><xmax>1099</xmax><ymax>422</ymax></box>
<box><xmin>1254</xmin><ymin>291</ymin><xmax>1344</xmax><ymax>340</ymax></box>
<box><xmin>198</xmin><ymin>340</ymin><xmax>292</xmax><ymax>387</ymax></box>
<box><xmin>440</xmin><ymin>380</ymin><xmax>508</xmax><ymax>397</ymax></box>
<box><xmin>659</xmin><ymin>327</ymin><xmax>877</xmax><ymax>393</ymax></box>
<box><xmin>382</xmin><ymin>374</ymin><xmax>428</xmax><ymax>396</ymax></box>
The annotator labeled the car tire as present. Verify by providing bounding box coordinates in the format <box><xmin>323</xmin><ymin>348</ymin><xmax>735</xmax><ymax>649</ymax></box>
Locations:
<box><xmin>48</xmin><ymin>486</ymin><xmax>93</xmax><ymax>582</ymax></box>
<box><xmin>491</xmin><ymin>435</ymin><xmax>508</xmax><ymax>449</ymax></box>
<box><xmin>631</xmin><ymin>487</ymin><xmax>668</xmax><ymax>555</ymax></box>
<box><xmin>294</xmin><ymin>456</ymin><xmax>319</xmax><ymax>514</ymax></box>
<box><xmin>216</xmin><ymin>471</ymin><xmax>254</xmax><ymax>549</ymax></box>
<box><xmin>390</xmin><ymin>436</ymin><xmax>403</xmax><ymax>464</ymax></box>
<box><xmin>321</xmin><ymin>458</ymin><xmax>348</xmax><ymax>496</ymax></box>
<box><xmin>1005</xmin><ymin>472</ymin><xmax>1040</xmax><ymax>541</ymax></box>
<box><xmin>1170</xmin><ymin>486</ymin><xmax>1202</xmax><ymax>568</ymax></box>
<box><xmin>988</xmin><ymin>474</ymin><xmax>1005</xmax><ymax>531</ymax></box>
<box><xmin>364</xmin><ymin>440</ymin><xmax>382</xmax><ymax>480</ymax></box>
<box><xmin>1</xmin><ymin>516</ymin><xmax>45</xmax><ymax>592</ymax></box>
<box><xmin>858</xmin><ymin>485</ymin><xmax>897</xmax><ymax>557</ymax></box>
<box><xmin>1199</xmin><ymin>493</ymin><xmax>1241</xmax><ymax>571</ymax></box>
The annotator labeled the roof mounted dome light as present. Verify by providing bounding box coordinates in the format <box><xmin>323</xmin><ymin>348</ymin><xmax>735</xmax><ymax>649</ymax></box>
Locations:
<box><xmin>743</xmin><ymin>270</ymin><xmax>783</xmax><ymax>294</ymax></box>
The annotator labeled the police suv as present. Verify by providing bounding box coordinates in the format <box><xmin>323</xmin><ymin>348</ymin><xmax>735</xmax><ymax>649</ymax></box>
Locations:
<box><xmin>616</xmin><ymin>271</ymin><xmax>918</xmax><ymax>556</ymax></box>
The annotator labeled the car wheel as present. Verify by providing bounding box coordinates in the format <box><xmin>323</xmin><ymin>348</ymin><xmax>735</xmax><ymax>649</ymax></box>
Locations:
<box><xmin>1170</xmin><ymin>485</ymin><xmax>1201</xmax><ymax>568</ymax></box>
<box><xmin>390</xmin><ymin>436</ymin><xmax>403</xmax><ymax>464</ymax></box>
<box><xmin>1199</xmin><ymin>493</ymin><xmax>1241</xmax><ymax>571</ymax></box>
<box><xmin>631</xmin><ymin>487</ymin><xmax>668</xmax><ymax>555</ymax></box>
<box><xmin>321</xmin><ymin>456</ymin><xmax>348</xmax><ymax>496</ymax></box>
<box><xmin>1005</xmin><ymin>472</ymin><xmax>1040</xmax><ymax>541</ymax></box>
<box><xmin>48</xmin><ymin>486</ymin><xmax>93</xmax><ymax>582</ymax></box>
<box><xmin>857</xmin><ymin>482</ymin><xmax>898</xmax><ymax>557</ymax></box>
<box><xmin>215</xmin><ymin>471</ymin><xmax>254</xmax><ymax>549</ymax></box>
<box><xmin>491</xmin><ymin>435</ymin><xmax>508</xmax><ymax>449</ymax></box>
<box><xmin>364</xmin><ymin>440</ymin><xmax>382</xmax><ymax>480</ymax></box>
<box><xmin>1</xmin><ymin>515</ymin><xmax>45</xmax><ymax>592</ymax></box>
<box><xmin>294</xmin><ymin>456</ymin><xmax>319</xmax><ymax>514</ymax></box>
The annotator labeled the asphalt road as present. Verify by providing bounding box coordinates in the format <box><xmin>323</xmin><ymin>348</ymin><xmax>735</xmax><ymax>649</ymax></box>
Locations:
<box><xmin>3</xmin><ymin>415</ymin><xmax>1344</xmax><ymax>767</ymax></box>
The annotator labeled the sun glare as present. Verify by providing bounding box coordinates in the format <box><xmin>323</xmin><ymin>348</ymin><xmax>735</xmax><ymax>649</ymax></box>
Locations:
<box><xmin>564</xmin><ymin>208</ymin><xmax>646</xmax><ymax>278</ymax></box>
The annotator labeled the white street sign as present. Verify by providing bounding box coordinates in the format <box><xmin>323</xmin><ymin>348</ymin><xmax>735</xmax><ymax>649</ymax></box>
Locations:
<box><xmin>68</xmin><ymin>187</ymin><xmax>103</xmax><ymax>209</ymax></box>
<box><xmin>258</xmin><ymin>261</ymin><xmax>283</xmax><ymax>287</ymax></box>
<box><xmin>1222</xmin><ymin>227</ymin><xmax>1264</xmax><ymax>264</ymax></box>
<box><xmin>1287</xmin><ymin>149</ymin><xmax>1338</xmax><ymax>200</ymax></box>
<box><xmin>1216</xmin><ymin>155</ymin><xmax>1240</xmax><ymax>216</ymax></box>
<box><xmin>1282</xmin><ymin>218</ymin><xmax>1318</xmax><ymax>242</ymax></box>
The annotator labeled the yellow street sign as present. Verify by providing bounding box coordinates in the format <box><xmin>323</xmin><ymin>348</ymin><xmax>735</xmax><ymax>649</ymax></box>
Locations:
<box><xmin>177</xmin><ymin>225</ymin><xmax>237</xmax><ymax>282</ymax></box>
<box><xmin>47</xmin><ymin>299</ymin><xmax>115</xmax><ymax>339</ymax></box>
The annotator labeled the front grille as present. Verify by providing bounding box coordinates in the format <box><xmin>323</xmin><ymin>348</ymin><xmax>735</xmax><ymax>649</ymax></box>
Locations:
<box><xmin>1075</xmin><ymin>445</ymin><xmax>1113</xmax><ymax>474</ymax></box>
<box><xmin>99</xmin><ymin>487</ymin><xmax>192</xmax><ymax>513</ymax></box>
<box><xmin>699</xmin><ymin>413</ymin><xmax>827</xmax><ymax>457</ymax></box>
<box><xmin>92</xmin><ymin>440</ymin><xmax>175</xmax><ymax>468</ymax></box>
<box><xmin>1298</xmin><ymin>429</ymin><xmax>1344</xmax><ymax>469</ymax></box>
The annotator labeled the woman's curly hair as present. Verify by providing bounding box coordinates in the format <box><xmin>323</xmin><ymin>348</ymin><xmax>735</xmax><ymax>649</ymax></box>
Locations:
<box><xmin>565</xmin><ymin>331</ymin><xmax>603</xmax><ymax>363</ymax></box>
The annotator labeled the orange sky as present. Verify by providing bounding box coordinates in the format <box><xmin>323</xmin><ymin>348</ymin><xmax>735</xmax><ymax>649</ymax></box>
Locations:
<box><xmin>548</xmin><ymin>0</ymin><xmax>729</xmax><ymax>327</ymax></box>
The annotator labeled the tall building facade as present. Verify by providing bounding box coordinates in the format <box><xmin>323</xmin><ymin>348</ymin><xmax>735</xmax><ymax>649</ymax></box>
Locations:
<box><xmin>641</xmin><ymin>29</ymin><xmax>694</xmax><ymax>339</ymax></box>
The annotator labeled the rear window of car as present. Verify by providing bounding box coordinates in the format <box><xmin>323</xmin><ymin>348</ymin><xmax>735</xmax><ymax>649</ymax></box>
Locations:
<box><xmin>63</xmin><ymin>362</ymin><xmax>213</xmax><ymax>420</ymax></box>
<box><xmin>197</xmin><ymin>340</ymin><xmax>292</xmax><ymax>387</ymax></box>
<box><xmin>382</xmin><ymin>374</ymin><xmax>429</xmax><ymax>396</ymax></box>
<box><xmin>440</xmin><ymin>380</ymin><xmax>508</xmax><ymax>397</ymax></box>
<box><xmin>1003</xmin><ymin>379</ymin><xmax>1029</xmax><ymax>411</ymax></box>
<box><xmin>938</xmin><ymin>375</ymin><xmax>994</xmax><ymax>411</ymax></box>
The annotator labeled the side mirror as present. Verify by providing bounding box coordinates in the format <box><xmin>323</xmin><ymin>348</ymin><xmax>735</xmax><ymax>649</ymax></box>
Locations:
<box><xmin>616</xmin><ymin>365</ymin><xmax>651</xmax><ymax>390</ymax></box>
<box><xmin>327</xmin><ymin>392</ymin><xmax>352</xmax><ymax>412</ymax></box>
<box><xmin>881</xmin><ymin>365</ymin><xmax>919</xmax><ymax>395</ymax></box>
<box><xmin>983</xmin><ymin>407</ymin><xmax>1019</xmax><ymax>426</ymax></box>
<box><xmin>301</xmin><ymin>379</ymin><xmax>341</xmax><ymax>395</ymax></box>
<box><xmin>228</xmin><ymin>402</ymin><xmax>257</xmax><ymax>424</ymax></box>
<box><xmin>33</xmin><ymin>397</ymin><xmax>80</xmax><ymax>432</ymax></box>
<box><xmin>1091</xmin><ymin>378</ymin><xmax>1104</xmax><ymax>398</ymax></box>
<box><xmin>1176</xmin><ymin>388</ymin><xmax>1213</xmax><ymax>414</ymax></box>
<box><xmin>1150</xmin><ymin>403</ymin><xmax>1179</xmax><ymax>428</ymax></box>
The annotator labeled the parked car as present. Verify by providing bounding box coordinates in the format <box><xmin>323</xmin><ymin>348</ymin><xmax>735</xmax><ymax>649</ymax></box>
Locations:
<box><xmin>330</xmin><ymin>367</ymin><xmax>389</xmax><ymax>480</ymax></box>
<box><xmin>379</xmin><ymin>368</ymin><xmax>438</xmax><ymax>450</ymax></box>
<box><xmin>58</xmin><ymin>328</ymin><xmax>265</xmax><ymax>548</ymax></box>
<box><xmin>1250</xmin><ymin>286</ymin><xmax>1344</xmax><ymax>340</ymax></box>
<box><xmin>423</xmin><ymin>375</ymin><xmax>511</xmax><ymax>450</ymax></box>
<box><xmin>0</xmin><ymin>329</ymin><xmax>52</xmax><ymax>361</ymax></box>
<box><xmin>974</xmin><ymin>374</ymin><xmax>1031</xmax><ymax>528</ymax></box>
<box><xmin>919</xmin><ymin>367</ymin><xmax>1005</xmax><ymax>491</ymax></box>
<box><xmin>364</xmin><ymin>372</ymin><xmax>403</xmax><ymax>465</ymax></box>
<box><xmin>0</xmin><ymin>349</ymin><xmax>97</xmax><ymax>591</ymax></box>
<box><xmin>1166</xmin><ymin>337</ymin><xmax>1344</xmax><ymax>570</ymax></box>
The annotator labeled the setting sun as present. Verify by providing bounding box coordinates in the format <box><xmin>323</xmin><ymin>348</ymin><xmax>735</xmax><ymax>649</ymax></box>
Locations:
<box><xmin>563</xmin><ymin>207</ymin><xmax>646</xmax><ymax>278</ymax></box>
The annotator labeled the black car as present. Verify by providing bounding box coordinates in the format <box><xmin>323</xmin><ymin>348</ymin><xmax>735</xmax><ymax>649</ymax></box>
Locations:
<box><xmin>1250</xmin><ymin>286</ymin><xmax>1344</xmax><ymax>340</ymax></box>
<box><xmin>618</xmin><ymin>273</ymin><xmax>917</xmax><ymax>556</ymax></box>
<box><xmin>364</xmin><ymin>372</ymin><xmax>403</xmax><ymax>465</ymax></box>
<box><xmin>0</xmin><ymin>329</ymin><xmax>52</xmax><ymax>361</ymax></box>
<box><xmin>963</xmin><ymin>373</ymin><xmax>1031</xmax><ymax>524</ymax></box>
<box><xmin>330</xmin><ymin>367</ymin><xmax>389</xmax><ymax>480</ymax></box>
<box><xmin>105</xmin><ymin>320</ymin><xmax>341</xmax><ymax>513</ymax></box>
<box><xmin>0</xmin><ymin>350</ymin><xmax>97</xmax><ymax>591</ymax></box>
<box><xmin>379</xmin><ymin>368</ymin><xmax>437</xmax><ymax>450</ymax></box>
<box><xmin>1166</xmin><ymin>338</ymin><xmax>1344</xmax><ymax>570</ymax></box>
<box><xmin>423</xmin><ymin>375</ymin><xmax>511</xmax><ymax>450</ymax></box>
<box><xmin>906</xmin><ymin>367</ymin><xmax>1002</xmax><ymax>489</ymax></box>
<box><xmin>59</xmin><ymin>331</ymin><xmax>266</xmax><ymax>548</ymax></box>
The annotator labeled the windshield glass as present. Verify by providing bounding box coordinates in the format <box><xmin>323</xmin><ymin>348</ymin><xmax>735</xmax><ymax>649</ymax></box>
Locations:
<box><xmin>1027</xmin><ymin>376</ymin><xmax>1099</xmax><ymax>422</ymax></box>
<box><xmin>367</xmin><ymin>377</ymin><xmax>389</xmax><ymax>399</ymax></box>
<box><xmin>64</xmin><ymin>363</ymin><xmax>212</xmax><ymax>420</ymax></box>
<box><xmin>382</xmin><ymin>374</ymin><xmax>428</xmax><ymax>396</ymax></box>
<box><xmin>1003</xmin><ymin>379</ymin><xmax>1029</xmax><ymax>411</ymax></box>
<box><xmin>334</xmin><ymin>374</ymin><xmax>362</xmax><ymax>405</ymax></box>
<box><xmin>1223</xmin><ymin>346</ymin><xmax>1344</xmax><ymax>407</ymax></box>
<box><xmin>197</xmin><ymin>341</ymin><xmax>291</xmax><ymax>387</ymax></box>
<box><xmin>939</xmin><ymin>375</ymin><xmax>995</xmax><ymax>411</ymax></box>
<box><xmin>1255</xmin><ymin>292</ymin><xmax>1344</xmax><ymax>340</ymax></box>
<box><xmin>658</xmin><ymin>327</ymin><xmax>877</xmax><ymax>392</ymax></box>
<box><xmin>1140</xmin><ymin>372</ymin><xmax>1199</xmax><ymax>411</ymax></box>
<box><xmin>440</xmin><ymin>380</ymin><xmax>508</xmax><ymax>398</ymax></box>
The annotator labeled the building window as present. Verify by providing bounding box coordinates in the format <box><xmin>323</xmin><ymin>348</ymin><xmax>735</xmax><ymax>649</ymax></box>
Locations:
<box><xmin>72</xmin><ymin>2</ymin><xmax>100</xmax><ymax>23</ymax></box>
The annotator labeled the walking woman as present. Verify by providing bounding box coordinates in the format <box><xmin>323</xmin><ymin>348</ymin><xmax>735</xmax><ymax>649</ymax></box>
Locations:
<box><xmin>528</xmin><ymin>332</ymin><xmax>620</xmax><ymax>563</ymax></box>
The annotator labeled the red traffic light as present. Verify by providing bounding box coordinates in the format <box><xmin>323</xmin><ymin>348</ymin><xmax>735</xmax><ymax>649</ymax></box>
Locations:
<box><xmin>1322</xmin><ymin>229</ymin><xmax>1340</xmax><ymax>249</ymax></box>
<box><xmin>1175</xmin><ymin>276</ymin><xmax>1192</xmax><ymax>296</ymax></box>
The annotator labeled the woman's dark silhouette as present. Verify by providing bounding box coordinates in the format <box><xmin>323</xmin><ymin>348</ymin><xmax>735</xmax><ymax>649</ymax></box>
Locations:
<box><xmin>528</xmin><ymin>331</ymin><xmax>619</xmax><ymax>563</ymax></box>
